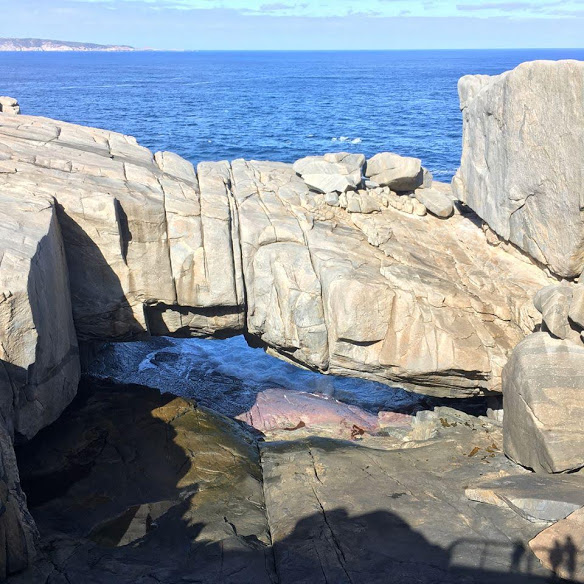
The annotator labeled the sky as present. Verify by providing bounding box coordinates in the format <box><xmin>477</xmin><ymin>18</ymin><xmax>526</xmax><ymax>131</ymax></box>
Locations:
<box><xmin>0</xmin><ymin>0</ymin><xmax>582</xmax><ymax>50</ymax></box>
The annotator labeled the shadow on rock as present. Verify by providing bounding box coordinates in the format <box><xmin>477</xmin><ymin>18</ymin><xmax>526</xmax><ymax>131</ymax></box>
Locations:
<box><xmin>13</xmin><ymin>376</ymin><xmax>273</xmax><ymax>583</ymax></box>
<box><xmin>5</xmin><ymin>379</ymin><xmax>570</xmax><ymax>583</ymax></box>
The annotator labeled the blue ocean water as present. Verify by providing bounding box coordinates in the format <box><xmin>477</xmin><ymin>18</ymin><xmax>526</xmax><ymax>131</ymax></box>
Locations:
<box><xmin>1</xmin><ymin>49</ymin><xmax>583</xmax><ymax>182</ymax></box>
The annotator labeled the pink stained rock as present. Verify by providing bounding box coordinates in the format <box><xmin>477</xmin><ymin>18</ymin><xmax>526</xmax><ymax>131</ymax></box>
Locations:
<box><xmin>378</xmin><ymin>410</ymin><xmax>414</xmax><ymax>428</ymax></box>
<box><xmin>235</xmin><ymin>388</ymin><xmax>412</xmax><ymax>439</ymax></box>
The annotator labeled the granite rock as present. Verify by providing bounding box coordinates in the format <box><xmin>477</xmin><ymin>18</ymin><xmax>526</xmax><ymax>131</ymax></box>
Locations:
<box><xmin>414</xmin><ymin>187</ymin><xmax>454</xmax><ymax>218</ymax></box>
<box><xmin>0</xmin><ymin>99</ymin><xmax>19</xmax><ymax>116</ymax></box>
<box><xmin>530</xmin><ymin>507</ymin><xmax>584</xmax><ymax>581</ymax></box>
<box><xmin>465</xmin><ymin>473</ymin><xmax>584</xmax><ymax>522</ymax></box>
<box><xmin>293</xmin><ymin>152</ymin><xmax>364</xmax><ymax>193</ymax></box>
<box><xmin>533</xmin><ymin>284</ymin><xmax>573</xmax><ymax>340</ymax></box>
<box><xmin>364</xmin><ymin>152</ymin><xmax>423</xmax><ymax>191</ymax></box>
<box><xmin>503</xmin><ymin>332</ymin><xmax>584</xmax><ymax>473</ymax></box>
<box><xmin>453</xmin><ymin>60</ymin><xmax>584</xmax><ymax>278</ymax></box>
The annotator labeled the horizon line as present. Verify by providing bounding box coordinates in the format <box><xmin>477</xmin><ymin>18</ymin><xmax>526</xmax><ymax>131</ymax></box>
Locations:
<box><xmin>2</xmin><ymin>47</ymin><xmax>584</xmax><ymax>53</ymax></box>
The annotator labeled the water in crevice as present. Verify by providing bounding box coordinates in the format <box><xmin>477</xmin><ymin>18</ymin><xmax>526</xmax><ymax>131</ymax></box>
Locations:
<box><xmin>86</xmin><ymin>335</ymin><xmax>429</xmax><ymax>419</ymax></box>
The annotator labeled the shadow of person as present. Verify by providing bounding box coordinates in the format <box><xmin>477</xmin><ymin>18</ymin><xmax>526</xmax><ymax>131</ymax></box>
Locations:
<box><xmin>564</xmin><ymin>535</ymin><xmax>578</xmax><ymax>581</ymax></box>
<box><xmin>510</xmin><ymin>540</ymin><xmax>526</xmax><ymax>573</ymax></box>
<box><xmin>549</xmin><ymin>539</ymin><xmax>566</xmax><ymax>579</ymax></box>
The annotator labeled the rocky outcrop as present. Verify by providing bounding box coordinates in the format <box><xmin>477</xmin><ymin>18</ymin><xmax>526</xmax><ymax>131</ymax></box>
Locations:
<box><xmin>0</xmin><ymin>96</ymin><xmax>559</xmax><ymax>577</ymax></box>
<box><xmin>453</xmin><ymin>60</ymin><xmax>584</xmax><ymax>278</ymax></box>
<box><xmin>0</xmin><ymin>99</ymin><xmax>19</xmax><ymax>116</ymax></box>
<box><xmin>0</xmin><ymin>111</ymin><xmax>550</xmax><ymax>402</ymax></box>
<box><xmin>9</xmin><ymin>377</ymin><xmax>557</xmax><ymax>583</ymax></box>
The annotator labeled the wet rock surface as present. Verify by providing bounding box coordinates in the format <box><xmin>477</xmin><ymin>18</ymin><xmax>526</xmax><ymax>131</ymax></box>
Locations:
<box><xmin>12</xmin><ymin>378</ymin><xmax>274</xmax><ymax>584</ymax></box>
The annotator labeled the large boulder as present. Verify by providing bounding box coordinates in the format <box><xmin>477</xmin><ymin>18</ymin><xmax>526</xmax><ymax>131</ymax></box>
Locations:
<box><xmin>414</xmin><ymin>187</ymin><xmax>454</xmax><ymax>218</ymax></box>
<box><xmin>533</xmin><ymin>284</ymin><xmax>574</xmax><ymax>340</ymax></box>
<box><xmin>364</xmin><ymin>152</ymin><xmax>423</xmax><ymax>191</ymax></box>
<box><xmin>293</xmin><ymin>152</ymin><xmax>364</xmax><ymax>193</ymax></box>
<box><xmin>453</xmin><ymin>60</ymin><xmax>584</xmax><ymax>278</ymax></box>
<box><xmin>503</xmin><ymin>332</ymin><xmax>584</xmax><ymax>473</ymax></box>
<box><xmin>0</xmin><ymin>98</ymin><xmax>19</xmax><ymax>115</ymax></box>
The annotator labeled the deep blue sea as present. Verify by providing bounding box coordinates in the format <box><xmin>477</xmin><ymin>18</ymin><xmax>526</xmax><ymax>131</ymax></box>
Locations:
<box><xmin>1</xmin><ymin>49</ymin><xmax>584</xmax><ymax>182</ymax></box>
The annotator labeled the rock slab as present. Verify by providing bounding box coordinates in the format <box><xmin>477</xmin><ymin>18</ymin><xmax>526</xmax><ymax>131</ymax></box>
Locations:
<box><xmin>453</xmin><ymin>60</ymin><xmax>584</xmax><ymax>278</ymax></box>
<box><xmin>503</xmin><ymin>332</ymin><xmax>584</xmax><ymax>473</ymax></box>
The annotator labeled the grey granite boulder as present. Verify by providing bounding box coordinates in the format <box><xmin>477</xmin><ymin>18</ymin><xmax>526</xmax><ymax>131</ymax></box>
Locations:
<box><xmin>0</xmin><ymin>97</ymin><xmax>20</xmax><ymax>115</ymax></box>
<box><xmin>503</xmin><ymin>332</ymin><xmax>584</xmax><ymax>473</ymax></box>
<box><xmin>293</xmin><ymin>152</ymin><xmax>364</xmax><ymax>193</ymax></box>
<box><xmin>453</xmin><ymin>60</ymin><xmax>584</xmax><ymax>278</ymax></box>
<box><xmin>364</xmin><ymin>152</ymin><xmax>423</xmax><ymax>191</ymax></box>
<box><xmin>569</xmin><ymin>284</ymin><xmax>584</xmax><ymax>328</ymax></box>
<box><xmin>414</xmin><ymin>187</ymin><xmax>454</xmax><ymax>218</ymax></box>
<box><xmin>533</xmin><ymin>284</ymin><xmax>573</xmax><ymax>339</ymax></box>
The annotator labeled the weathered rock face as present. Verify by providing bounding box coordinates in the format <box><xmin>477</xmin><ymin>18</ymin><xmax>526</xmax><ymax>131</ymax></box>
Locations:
<box><xmin>453</xmin><ymin>60</ymin><xmax>584</xmax><ymax>278</ymax></box>
<box><xmin>503</xmin><ymin>332</ymin><xmax>584</xmax><ymax>474</ymax></box>
<box><xmin>0</xmin><ymin>419</ymin><xmax>37</xmax><ymax>580</ymax></box>
<box><xmin>0</xmin><ymin>112</ymin><xmax>553</xmax><ymax>404</ymax></box>
<box><xmin>0</xmin><ymin>114</ymin><xmax>245</xmax><ymax>342</ymax></box>
<box><xmin>503</xmin><ymin>275</ymin><xmax>584</xmax><ymax>474</ymax></box>
<box><xmin>0</xmin><ymin>198</ymin><xmax>80</xmax><ymax>441</ymax></box>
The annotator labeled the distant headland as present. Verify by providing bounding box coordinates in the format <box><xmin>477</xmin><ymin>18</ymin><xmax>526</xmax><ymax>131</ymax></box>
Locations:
<box><xmin>0</xmin><ymin>37</ymin><xmax>136</xmax><ymax>52</ymax></box>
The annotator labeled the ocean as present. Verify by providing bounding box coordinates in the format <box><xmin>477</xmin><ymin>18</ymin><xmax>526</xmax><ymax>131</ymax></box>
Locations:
<box><xmin>3</xmin><ymin>48</ymin><xmax>583</xmax><ymax>412</ymax></box>
<box><xmin>2</xmin><ymin>49</ymin><xmax>584</xmax><ymax>183</ymax></box>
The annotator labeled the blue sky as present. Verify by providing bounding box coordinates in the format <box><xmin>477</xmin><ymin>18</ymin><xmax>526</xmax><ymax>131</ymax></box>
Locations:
<box><xmin>0</xmin><ymin>0</ymin><xmax>582</xmax><ymax>49</ymax></box>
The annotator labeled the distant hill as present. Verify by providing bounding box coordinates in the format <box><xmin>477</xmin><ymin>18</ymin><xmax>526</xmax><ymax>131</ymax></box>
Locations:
<box><xmin>0</xmin><ymin>38</ymin><xmax>135</xmax><ymax>52</ymax></box>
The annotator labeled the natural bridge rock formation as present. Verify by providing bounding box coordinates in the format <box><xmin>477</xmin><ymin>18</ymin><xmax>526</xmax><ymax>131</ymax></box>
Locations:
<box><xmin>0</xmin><ymin>112</ymin><xmax>551</xmax><ymax>416</ymax></box>
<box><xmin>0</xmin><ymin>96</ymin><xmax>556</xmax><ymax>577</ymax></box>
<box><xmin>2</xmin><ymin>58</ymin><xmax>582</xmax><ymax>579</ymax></box>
